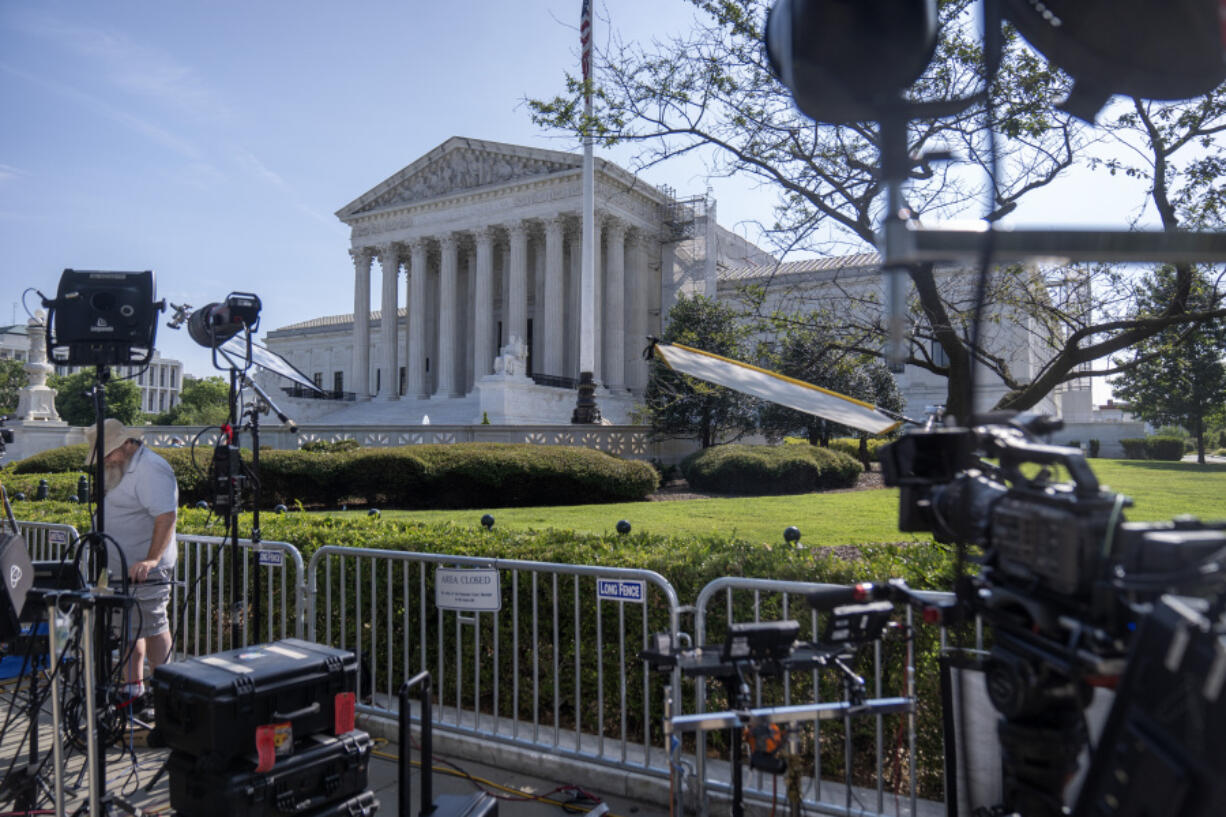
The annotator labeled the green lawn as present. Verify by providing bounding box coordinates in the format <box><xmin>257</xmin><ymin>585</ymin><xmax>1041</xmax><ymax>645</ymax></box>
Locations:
<box><xmin>343</xmin><ymin>459</ymin><xmax>1225</xmax><ymax>547</ymax></box>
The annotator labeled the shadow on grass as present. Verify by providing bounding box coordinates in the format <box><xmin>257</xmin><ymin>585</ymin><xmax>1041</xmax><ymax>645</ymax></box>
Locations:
<box><xmin>1111</xmin><ymin>460</ymin><xmax>1226</xmax><ymax>473</ymax></box>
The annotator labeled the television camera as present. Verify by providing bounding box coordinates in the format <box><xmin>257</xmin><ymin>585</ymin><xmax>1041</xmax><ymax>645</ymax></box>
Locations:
<box><xmin>852</xmin><ymin>415</ymin><xmax>1226</xmax><ymax>817</ymax></box>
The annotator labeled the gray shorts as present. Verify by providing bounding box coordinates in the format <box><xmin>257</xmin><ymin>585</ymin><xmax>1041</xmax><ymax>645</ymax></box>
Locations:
<box><xmin>126</xmin><ymin>566</ymin><xmax>173</xmax><ymax>639</ymax></box>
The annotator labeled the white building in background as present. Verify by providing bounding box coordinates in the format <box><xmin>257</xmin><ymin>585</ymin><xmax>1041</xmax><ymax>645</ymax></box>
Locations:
<box><xmin>1</xmin><ymin>323</ymin><xmax>31</xmax><ymax>362</ymax></box>
<box><xmin>258</xmin><ymin>136</ymin><xmax>1065</xmax><ymax>427</ymax></box>
<box><xmin>54</xmin><ymin>351</ymin><xmax>184</xmax><ymax>415</ymax></box>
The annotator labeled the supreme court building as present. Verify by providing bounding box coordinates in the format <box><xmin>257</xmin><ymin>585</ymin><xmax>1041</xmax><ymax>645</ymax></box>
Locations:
<box><xmin>260</xmin><ymin>136</ymin><xmax>1060</xmax><ymax>427</ymax></box>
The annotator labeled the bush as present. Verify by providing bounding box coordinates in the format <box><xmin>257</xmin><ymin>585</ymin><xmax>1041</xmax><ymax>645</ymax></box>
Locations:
<box><xmin>1145</xmin><ymin>436</ymin><xmax>1185</xmax><ymax>461</ymax></box>
<box><xmin>1</xmin><ymin>472</ymin><xmax>86</xmax><ymax>501</ymax></box>
<box><xmin>300</xmin><ymin>439</ymin><xmax>361</xmax><ymax>453</ymax></box>
<box><xmin>1088</xmin><ymin>439</ymin><xmax>1100</xmax><ymax>458</ymax></box>
<box><xmin>11</xmin><ymin>442</ymin><xmax>658</xmax><ymax>509</ymax></box>
<box><xmin>410</xmin><ymin>444</ymin><xmax>657</xmax><ymax>508</ymax></box>
<box><xmin>1120</xmin><ymin>438</ymin><xmax>1148</xmax><ymax>459</ymax></box>
<box><xmin>12</xmin><ymin>444</ymin><xmax>89</xmax><ymax>474</ymax></box>
<box><xmin>682</xmin><ymin>444</ymin><xmax>861</xmax><ymax>495</ymax></box>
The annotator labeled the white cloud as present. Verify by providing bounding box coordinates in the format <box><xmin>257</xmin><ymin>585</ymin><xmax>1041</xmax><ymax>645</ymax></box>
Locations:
<box><xmin>0</xmin><ymin>164</ymin><xmax>26</xmax><ymax>184</ymax></box>
<box><xmin>11</xmin><ymin>12</ymin><xmax>231</xmax><ymax>122</ymax></box>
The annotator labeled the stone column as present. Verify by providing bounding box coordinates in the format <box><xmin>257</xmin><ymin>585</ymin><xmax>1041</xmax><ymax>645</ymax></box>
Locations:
<box><xmin>437</xmin><ymin>233</ymin><xmax>459</xmax><ymax>397</ymax></box>
<box><xmin>543</xmin><ymin>216</ymin><xmax>565</xmax><ymax>378</ymax></box>
<box><xmin>603</xmin><ymin>218</ymin><xmax>627</xmax><ymax>390</ymax></box>
<box><xmin>378</xmin><ymin>243</ymin><xmax>400</xmax><ymax>400</ymax></box>
<box><xmin>473</xmin><ymin>227</ymin><xmax>495</xmax><ymax>382</ymax></box>
<box><xmin>408</xmin><ymin>238</ymin><xmax>429</xmax><ymax>399</ymax></box>
<box><xmin>350</xmin><ymin>247</ymin><xmax>373</xmax><ymax>398</ymax></box>
<box><xmin>566</xmin><ymin>223</ymin><xmax>581</xmax><ymax>377</ymax></box>
<box><xmin>507</xmin><ymin>220</ymin><xmax>529</xmax><ymax>353</ymax></box>
<box><xmin>626</xmin><ymin>230</ymin><xmax>650</xmax><ymax>392</ymax></box>
<box><xmin>592</xmin><ymin>214</ymin><xmax>605</xmax><ymax>383</ymax></box>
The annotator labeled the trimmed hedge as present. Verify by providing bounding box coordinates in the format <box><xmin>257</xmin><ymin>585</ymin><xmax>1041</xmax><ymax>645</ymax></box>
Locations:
<box><xmin>408</xmin><ymin>443</ymin><xmax>658</xmax><ymax>507</ymax></box>
<box><xmin>11</xmin><ymin>444</ymin><xmax>90</xmax><ymax>474</ymax></box>
<box><xmin>1120</xmin><ymin>436</ymin><xmax>1186</xmax><ymax>461</ymax></box>
<box><xmin>1146</xmin><ymin>436</ymin><xmax>1185</xmax><ymax>461</ymax></box>
<box><xmin>12</xmin><ymin>442</ymin><xmax>658</xmax><ymax>509</ymax></box>
<box><xmin>682</xmin><ymin>443</ymin><xmax>861</xmax><ymax>495</ymax></box>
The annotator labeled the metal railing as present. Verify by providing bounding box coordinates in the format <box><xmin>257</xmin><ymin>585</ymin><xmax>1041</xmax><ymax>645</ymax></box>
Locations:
<box><xmin>306</xmin><ymin>546</ymin><xmax>682</xmax><ymax>778</ymax></box>
<box><xmin>690</xmin><ymin>577</ymin><xmax>946</xmax><ymax>817</ymax></box>
<box><xmin>171</xmin><ymin>535</ymin><xmax>306</xmax><ymax>657</ymax></box>
<box><xmin>16</xmin><ymin>521</ymin><xmax>82</xmax><ymax>562</ymax></box>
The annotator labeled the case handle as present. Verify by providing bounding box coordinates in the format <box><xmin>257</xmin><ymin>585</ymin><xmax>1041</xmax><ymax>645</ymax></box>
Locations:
<box><xmin>271</xmin><ymin>701</ymin><xmax>320</xmax><ymax>721</ymax></box>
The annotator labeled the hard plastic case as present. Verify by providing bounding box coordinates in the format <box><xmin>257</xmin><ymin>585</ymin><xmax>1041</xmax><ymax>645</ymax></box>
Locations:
<box><xmin>151</xmin><ymin>638</ymin><xmax>357</xmax><ymax>765</ymax></box>
<box><xmin>168</xmin><ymin>730</ymin><xmax>373</xmax><ymax>817</ymax></box>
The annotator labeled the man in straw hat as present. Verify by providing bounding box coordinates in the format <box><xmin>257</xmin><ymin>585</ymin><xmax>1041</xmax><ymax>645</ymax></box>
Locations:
<box><xmin>85</xmin><ymin>418</ymin><xmax>178</xmax><ymax>714</ymax></box>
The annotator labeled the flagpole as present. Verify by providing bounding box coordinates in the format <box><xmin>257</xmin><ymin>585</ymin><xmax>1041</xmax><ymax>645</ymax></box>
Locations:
<box><xmin>573</xmin><ymin>0</ymin><xmax>601</xmax><ymax>423</ymax></box>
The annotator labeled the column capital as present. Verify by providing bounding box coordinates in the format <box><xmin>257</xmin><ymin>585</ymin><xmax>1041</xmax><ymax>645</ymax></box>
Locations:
<box><xmin>438</xmin><ymin>232</ymin><xmax>459</xmax><ymax>251</ymax></box>
<box><xmin>406</xmin><ymin>236</ymin><xmax>430</xmax><ymax>253</ymax></box>
<box><xmin>473</xmin><ymin>225</ymin><xmax>497</xmax><ymax>244</ymax></box>
<box><xmin>626</xmin><ymin>226</ymin><xmax>654</xmax><ymax>249</ymax></box>
<box><xmin>349</xmin><ymin>246</ymin><xmax>374</xmax><ymax>263</ymax></box>
<box><xmin>605</xmin><ymin>217</ymin><xmax>628</xmax><ymax>241</ymax></box>
<box><xmin>505</xmin><ymin>219</ymin><xmax>530</xmax><ymax>239</ymax></box>
<box><xmin>376</xmin><ymin>242</ymin><xmax>401</xmax><ymax>262</ymax></box>
<box><xmin>543</xmin><ymin>215</ymin><xmax>566</xmax><ymax>237</ymax></box>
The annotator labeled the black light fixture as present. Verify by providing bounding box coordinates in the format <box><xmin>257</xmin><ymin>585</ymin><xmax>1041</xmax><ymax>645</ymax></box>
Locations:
<box><xmin>1002</xmin><ymin>0</ymin><xmax>1226</xmax><ymax>121</ymax></box>
<box><xmin>765</xmin><ymin>0</ymin><xmax>1226</xmax><ymax>126</ymax></box>
<box><xmin>186</xmin><ymin>292</ymin><xmax>262</xmax><ymax>349</ymax></box>
<box><xmin>616</xmin><ymin>520</ymin><xmax>632</xmax><ymax>535</ymax></box>
<box><xmin>765</xmin><ymin>0</ymin><xmax>939</xmax><ymax>123</ymax></box>
<box><xmin>43</xmin><ymin>269</ymin><xmax>163</xmax><ymax>366</ymax></box>
<box><xmin>481</xmin><ymin>514</ymin><xmax>495</xmax><ymax>530</ymax></box>
<box><xmin>784</xmin><ymin>525</ymin><xmax>801</xmax><ymax>545</ymax></box>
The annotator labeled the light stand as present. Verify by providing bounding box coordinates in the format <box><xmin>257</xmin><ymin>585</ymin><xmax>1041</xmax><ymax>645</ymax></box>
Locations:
<box><xmin>239</xmin><ymin>371</ymin><xmax>298</xmax><ymax>644</ymax></box>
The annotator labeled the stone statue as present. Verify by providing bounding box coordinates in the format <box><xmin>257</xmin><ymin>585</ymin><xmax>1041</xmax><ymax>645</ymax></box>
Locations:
<box><xmin>492</xmin><ymin>334</ymin><xmax>529</xmax><ymax>377</ymax></box>
<box><xmin>15</xmin><ymin>310</ymin><xmax>63</xmax><ymax>423</ymax></box>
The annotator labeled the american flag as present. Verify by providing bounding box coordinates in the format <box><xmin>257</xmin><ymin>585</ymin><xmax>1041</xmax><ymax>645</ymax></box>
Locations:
<box><xmin>580</xmin><ymin>0</ymin><xmax>592</xmax><ymax>100</ymax></box>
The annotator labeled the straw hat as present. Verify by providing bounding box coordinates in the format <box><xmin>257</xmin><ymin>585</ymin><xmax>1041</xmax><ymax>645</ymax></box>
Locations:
<box><xmin>84</xmin><ymin>419</ymin><xmax>137</xmax><ymax>465</ymax></box>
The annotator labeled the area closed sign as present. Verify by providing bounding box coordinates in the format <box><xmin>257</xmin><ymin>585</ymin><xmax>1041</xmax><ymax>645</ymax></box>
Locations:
<box><xmin>435</xmin><ymin>568</ymin><xmax>501</xmax><ymax>612</ymax></box>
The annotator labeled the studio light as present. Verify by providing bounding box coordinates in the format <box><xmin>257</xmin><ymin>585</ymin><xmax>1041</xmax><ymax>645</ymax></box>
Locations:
<box><xmin>43</xmin><ymin>269</ymin><xmax>162</xmax><ymax>366</ymax></box>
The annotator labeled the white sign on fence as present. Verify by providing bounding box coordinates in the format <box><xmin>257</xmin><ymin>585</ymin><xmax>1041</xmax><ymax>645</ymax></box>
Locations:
<box><xmin>258</xmin><ymin>550</ymin><xmax>284</xmax><ymax>567</ymax></box>
<box><xmin>435</xmin><ymin>567</ymin><xmax>502</xmax><ymax>612</ymax></box>
<box><xmin>596</xmin><ymin>578</ymin><xmax>646</xmax><ymax>603</ymax></box>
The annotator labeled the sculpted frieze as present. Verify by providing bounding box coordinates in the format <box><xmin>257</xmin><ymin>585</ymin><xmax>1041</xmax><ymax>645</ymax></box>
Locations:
<box><xmin>352</xmin><ymin>149</ymin><xmax>577</xmax><ymax>215</ymax></box>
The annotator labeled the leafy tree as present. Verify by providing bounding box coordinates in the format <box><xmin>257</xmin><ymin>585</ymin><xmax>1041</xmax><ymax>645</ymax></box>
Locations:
<box><xmin>151</xmin><ymin>375</ymin><xmax>230</xmax><ymax>426</ymax></box>
<box><xmin>48</xmin><ymin>369</ymin><xmax>142</xmax><ymax>427</ymax></box>
<box><xmin>0</xmin><ymin>359</ymin><xmax>25</xmax><ymax>414</ymax></box>
<box><xmin>645</xmin><ymin>294</ymin><xmax>759</xmax><ymax>447</ymax></box>
<box><xmin>1111</xmin><ymin>267</ymin><xmax>1226</xmax><ymax>464</ymax></box>
<box><xmin>532</xmin><ymin>0</ymin><xmax>1226</xmax><ymax>419</ymax></box>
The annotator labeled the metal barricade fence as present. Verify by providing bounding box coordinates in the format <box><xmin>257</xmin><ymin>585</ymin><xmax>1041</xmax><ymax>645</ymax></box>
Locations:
<box><xmin>305</xmin><ymin>546</ymin><xmax>682</xmax><ymax>778</ymax></box>
<box><xmin>16</xmin><ymin>521</ymin><xmax>82</xmax><ymax>562</ymax></box>
<box><xmin>690</xmin><ymin>577</ymin><xmax>958</xmax><ymax>817</ymax></box>
<box><xmin>171</xmin><ymin>535</ymin><xmax>306</xmax><ymax>658</ymax></box>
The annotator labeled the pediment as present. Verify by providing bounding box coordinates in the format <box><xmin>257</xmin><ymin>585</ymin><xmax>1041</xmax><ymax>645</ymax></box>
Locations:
<box><xmin>339</xmin><ymin>138</ymin><xmax>581</xmax><ymax>219</ymax></box>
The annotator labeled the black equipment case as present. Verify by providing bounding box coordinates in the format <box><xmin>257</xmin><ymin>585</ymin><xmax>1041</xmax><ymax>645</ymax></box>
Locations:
<box><xmin>304</xmin><ymin>790</ymin><xmax>379</xmax><ymax>817</ymax></box>
<box><xmin>152</xmin><ymin>638</ymin><xmax>357</xmax><ymax>766</ymax></box>
<box><xmin>168</xmin><ymin>730</ymin><xmax>373</xmax><ymax>817</ymax></box>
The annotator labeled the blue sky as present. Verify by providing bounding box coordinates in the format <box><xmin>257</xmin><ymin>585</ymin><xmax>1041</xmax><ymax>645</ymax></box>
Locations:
<box><xmin>1</xmin><ymin>0</ymin><xmax>1149</xmax><ymax>386</ymax></box>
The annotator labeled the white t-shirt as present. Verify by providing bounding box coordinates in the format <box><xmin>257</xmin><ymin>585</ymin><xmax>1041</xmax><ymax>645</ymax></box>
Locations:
<box><xmin>102</xmin><ymin>444</ymin><xmax>178</xmax><ymax>576</ymax></box>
